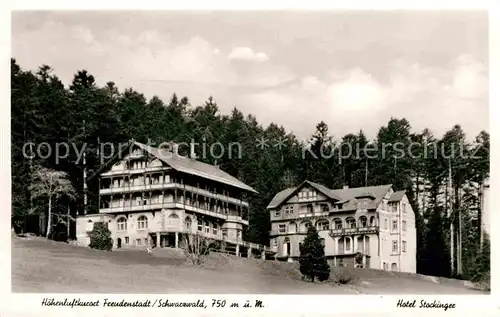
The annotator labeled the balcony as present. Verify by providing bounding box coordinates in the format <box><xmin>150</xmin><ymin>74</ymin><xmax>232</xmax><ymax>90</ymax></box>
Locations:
<box><xmin>99</xmin><ymin>202</ymin><xmax>248</xmax><ymax>224</ymax></box>
<box><xmin>329</xmin><ymin>226</ymin><xmax>379</xmax><ymax>237</ymax></box>
<box><xmin>226</xmin><ymin>215</ymin><xmax>249</xmax><ymax>226</ymax></box>
<box><xmin>100</xmin><ymin>183</ymin><xmax>249</xmax><ymax>207</ymax></box>
<box><xmin>101</xmin><ymin>166</ymin><xmax>167</xmax><ymax>177</ymax></box>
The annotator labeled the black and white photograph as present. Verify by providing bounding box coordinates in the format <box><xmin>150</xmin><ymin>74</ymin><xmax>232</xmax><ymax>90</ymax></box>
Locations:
<box><xmin>9</xmin><ymin>8</ymin><xmax>491</xmax><ymax>299</ymax></box>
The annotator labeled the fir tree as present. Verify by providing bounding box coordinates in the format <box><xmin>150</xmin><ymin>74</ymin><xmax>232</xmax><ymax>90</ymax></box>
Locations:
<box><xmin>299</xmin><ymin>226</ymin><xmax>330</xmax><ymax>282</ymax></box>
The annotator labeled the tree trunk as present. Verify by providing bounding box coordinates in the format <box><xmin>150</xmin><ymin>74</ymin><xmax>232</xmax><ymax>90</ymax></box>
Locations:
<box><xmin>46</xmin><ymin>197</ymin><xmax>52</xmax><ymax>238</ymax></box>
<box><xmin>67</xmin><ymin>205</ymin><xmax>70</xmax><ymax>241</ymax></box>
<box><xmin>478</xmin><ymin>178</ymin><xmax>484</xmax><ymax>249</ymax></box>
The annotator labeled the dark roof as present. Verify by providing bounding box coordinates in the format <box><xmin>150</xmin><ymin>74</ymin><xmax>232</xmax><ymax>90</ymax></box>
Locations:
<box><xmin>266</xmin><ymin>180</ymin><xmax>343</xmax><ymax>209</ymax></box>
<box><xmin>267</xmin><ymin>182</ymin><xmax>393</xmax><ymax>211</ymax></box>
<box><xmin>91</xmin><ymin>141</ymin><xmax>257</xmax><ymax>193</ymax></box>
<box><xmin>389</xmin><ymin>190</ymin><xmax>406</xmax><ymax>202</ymax></box>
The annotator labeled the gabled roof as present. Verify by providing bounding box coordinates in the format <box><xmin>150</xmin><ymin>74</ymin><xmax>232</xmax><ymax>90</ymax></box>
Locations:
<box><xmin>91</xmin><ymin>141</ymin><xmax>257</xmax><ymax>194</ymax></box>
<box><xmin>266</xmin><ymin>180</ymin><xmax>343</xmax><ymax>209</ymax></box>
<box><xmin>389</xmin><ymin>190</ymin><xmax>406</xmax><ymax>202</ymax></box>
<box><xmin>267</xmin><ymin>181</ymin><xmax>393</xmax><ymax>211</ymax></box>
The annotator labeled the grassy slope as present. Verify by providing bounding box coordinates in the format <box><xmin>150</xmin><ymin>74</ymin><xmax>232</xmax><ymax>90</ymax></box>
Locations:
<box><xmin>11</xmin><ymin>237</ymin><xmax>487</xmax><ymax>294</ymax></box>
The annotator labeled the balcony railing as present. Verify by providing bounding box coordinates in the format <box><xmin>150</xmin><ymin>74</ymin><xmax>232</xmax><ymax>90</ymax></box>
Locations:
<box><xmin>101</xmin><ymin>166</ymin><xmax>166</xmax><ymax>177</ymax></box>
<box><xmin>329</xmin><ymin>226</ymin><xmax>379</xmax><ymax>237</ymax></box>
<box><xmin>99</xmin><ymin>202</ymin><xmax>247</xmax><ymax>223</ymax></box>
<box><xmin>100</xmin><ymin>183</ymin><xmax>249</xmax><ymax>207</ymax></box>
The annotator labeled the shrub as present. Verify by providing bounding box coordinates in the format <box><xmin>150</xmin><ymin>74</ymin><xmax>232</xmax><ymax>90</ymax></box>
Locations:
<box><xmin>299</xmin><ymin>226</ymin><xmax>330</xmax><ymax>282</ymax></box>
<box><xmin>331</xmin><ymin>267</ymin><xmax>355</xmax><ymax>284</ymax></box>
<box><xmin>181</xmin><ymin>233</ymin><xmax>214</xmax><ymax>266</ymax></box>
<box><xmin>88</xmin><ymin>222</ymin><xmax>113</xmax><ymax>251</ymax></box>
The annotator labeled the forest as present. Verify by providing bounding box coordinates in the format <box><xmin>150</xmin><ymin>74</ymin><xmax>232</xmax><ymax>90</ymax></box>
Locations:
<box><xmin>11</xmin><ymin>58</ymin><xmax>490</xmax><ymax>281</ymax></box>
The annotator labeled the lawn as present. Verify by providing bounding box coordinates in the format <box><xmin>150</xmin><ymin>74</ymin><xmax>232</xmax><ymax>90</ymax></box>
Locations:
<box><xmin>11</xmin><ymin>236</ymin><xmax>487</xmax><ymax>294</ymax></box>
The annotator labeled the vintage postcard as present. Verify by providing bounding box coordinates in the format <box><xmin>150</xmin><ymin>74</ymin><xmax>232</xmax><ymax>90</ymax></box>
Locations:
<box><xmin>3</xmin><ymin>1</ymin><xmax>498</xmax><ymax>316</ymax></box>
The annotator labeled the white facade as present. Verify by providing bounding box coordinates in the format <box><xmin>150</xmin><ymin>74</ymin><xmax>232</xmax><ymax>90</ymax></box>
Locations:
<box><xmin>268</xmin><ymin>182</ymin><xmax>417</xmax><ymax>273</ymax></box>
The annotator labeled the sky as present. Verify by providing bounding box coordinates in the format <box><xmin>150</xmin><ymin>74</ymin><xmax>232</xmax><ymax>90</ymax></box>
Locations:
<box><xmin>11</xmin><ymin>11</ymin><xmax>489</xmax><ymax>141</ymax></box>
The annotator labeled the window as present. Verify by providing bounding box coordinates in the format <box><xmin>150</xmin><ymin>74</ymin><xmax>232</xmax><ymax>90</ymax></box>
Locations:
<box><xmin>144</xmin><ymin>238</ymin><xmax>148</xmax><ymax>245</ymax></box>
<box><xmin>274</xmin><ymin>210</ymin><xmax>281</xmax><ymax>217</ymax></box>
<box><xmin>137</xmin><ymin>216</ymin><xmax>148</xmax><ymax>229</ymax></box>
<box><xmin>311</xmin><ymin>191</ymin><xmax>317</xmax><ymax>199</ymax></box>
<box><xmin>391</xmin><ymin>263</ymin><xmax>398</xmax><ymax>271</ymax></box>
<box><xmin>402</xmin><ymin>241</ymin><xmax>407</xmax><ymax>253</ymax></box>
<box><xmin>222</xmin><ymin>229</ymin><xmax>227</xmax><ymax>238</ymax></box>
<box><xmin>338</xmin><ymin>238</ymin><xmax>344</xmax><ymax>254</ymax></box>
<box><xmin>320</xmin><ymin>238</ymin><xmax>325</xmax><ymax>247</ymax></box>
<box><xmin>334</xmin><ymin>218</ymin><xmax>342</xmax><ymax>229</ymax></box>
<box><xmin>125</xmin><ymin>237</ymin><xmax>129</xmax><ymax>244</ymax></box>
<box><xmin>359</xmin><ymin>216</ymin><xmax>367</xmax><ymax>228</ymax></box>
<box><xmin>204</xmin><ymin>221</ymin><xmax>210</xmax><ymax>234</ymax></box>
<box><xmin>316</xmin><ymin>220</ymin><xmax>329</xmax><ymax>231</ymax></box>
<box><xmin>278</xmin><ymin>224</ymin><xmax>286</xmax><ymax>233</ymax></box>
<box><xmin>306</xmin><ymin>204</ymin><xmax>314</xmax><ymax>213</ymax></box>
<box><xmin>304</xmin><ymin>222</ymin><xmax>311</xmax><ymax>232</ymax></box>
<box><xmin>392</xmin><ymin>220</ymin><xmax>398</xmax><ymax>231</ymax></box>
<box><xmin>136</xmin><ymin>239</ymin><xmax>142</xmax><ymax>246</ymax></box>
<box><xmin>384</xmin><ymin>219</ymin><xmax>388</xmax><ymax>230</ymax></box>
<box><xmin>357</xmin><ymin>236</ymin><xmax>363</xmax><ymax>252</ymax></box>
<box><xmin>284</xmin><ymin>205</ymin><xmax>294</xmax><ymax>215</ymax></box>
<box><xmin>236</xmin><ymin>230</ymin><xmax>241</xmax><ymax>239</ymax></box>
<box><xmin>272</xmin><ymin>239</ymin><xmax>277</xmax><ymax>247</ymax></box>
<box><xmin>117</xmin><ymin>217</ymin><xmax>127</xmax><ymax>231</ymax></box>
<box><xmin>392</xmin><ymin>204</ymin><xmax>397</xmax><ymax>213</ymax></box>
<box><xmin>185</xmin><ymin>217</ymin><xmax>192</xmax><ymax>230</ymax></box>
<box><xmin>346</xmin><ymin>217</ymin><xmax>356</xmax><ymax>228</ymax></box>
<box><xmin>346</xmin><ymin>237</ymin><xmax>351</xmax><ymax>251</ymax></box>
<box><xmin>402</xmin><ymin>220</ymin><xmax>407</xmax><ymax>231</ymax></box>
<box><xmin>321</xmin><ymin>204</ymin><xmax>329</xmax><ymax>212</ymax></box>
<box><xmin>402</xmin><ymin>203</ymin><xmax>407</xmax><ymax>213</ymax></box>
<box><xmin>212</xmin><ymin>223</ymin><xmax>218</xmax><ymax>235</ymax></box>
<box><xmin>197</xmin><ymin>219</ymin><xmax>203</xmax><ymax>232</ymax></box>
<box><xmin>383</xmin><ymin>262</ymin><xmax>389</xmax><ymax>270</ymax></box>
<box><xmin>392</xmin><ymin>240</ymin><xmax>398</xmax><ymax>253</ymax></box>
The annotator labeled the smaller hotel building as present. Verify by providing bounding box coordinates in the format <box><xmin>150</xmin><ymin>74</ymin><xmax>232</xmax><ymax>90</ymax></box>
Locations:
<box><xmin>76</xmin><ymin>141</ymin><xmax>266</xmax><ymax>257</ymax></box>
<box><xmin>267</xmin><ymin>181</ymin><xmax>417</xmax><ymax>273</ymax></box>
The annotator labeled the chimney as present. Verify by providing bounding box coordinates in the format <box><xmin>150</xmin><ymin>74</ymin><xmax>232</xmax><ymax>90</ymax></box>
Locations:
<box><xmin>343</xmin><ymin>185</ymin><xmax>349</xmax><ymax>190</ymax></box>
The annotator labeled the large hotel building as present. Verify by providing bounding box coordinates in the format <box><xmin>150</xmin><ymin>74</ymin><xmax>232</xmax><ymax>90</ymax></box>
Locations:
<box><xmin>76</xmin><ymin>141</ymin><xmax>266</xmax><ymax>257</ymax></box>
<box><xmin>267</xmin><ymin>181</ymin><xmax>417</xmax><ymax>273</ymax></box>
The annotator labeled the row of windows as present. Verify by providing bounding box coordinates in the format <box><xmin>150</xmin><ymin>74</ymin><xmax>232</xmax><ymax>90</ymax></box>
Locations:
<box><xmin>298</xmin><ymin>190</ymin><xmax>318</xmax><ymax>200</ymax></box>
<box><xmin>391</xmin><ymin>240</ymin><xmax>407</xmax><ymax>253</ymax></box>
<box><xmin>119</xmin><ymin>237</ymin><xmax>148</xmax><ymax>246</ymax></box>
<box><xmin>382</xmin><ymin>219</ymin><xmax>407</xmax><ymax>232</ymax></box>
<box><xmin>383</xmin><ymin>262</ymin><xmax>399</xmax><ymax>271</ymax></box>
<box><xmin>276</xmin><ymin>216</ymin><xmax>377</xmax><ymax>233</ymax></box>
<box><xmin>274</xmin><ymin>236</ymin><xmax>370</xmax><ymax>255</ymax></box>
<box><xmin>117</xmin><ymin>216</ymin><xmax>148</xmax><ymax>231</ymax></box>
<box><xmin>274</xmin><ymin>200</ymin><xmax>406</xmax><ymax>217</ymax></box>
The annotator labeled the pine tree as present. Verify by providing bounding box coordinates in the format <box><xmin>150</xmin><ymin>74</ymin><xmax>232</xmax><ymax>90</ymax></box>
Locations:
<box><xmin>299</xmin><ymin>226</ymin><xmax>330</xmax><ymax>282</ymax></box>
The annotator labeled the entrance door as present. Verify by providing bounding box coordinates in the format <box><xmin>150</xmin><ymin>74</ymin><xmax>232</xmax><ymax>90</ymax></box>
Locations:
<box><xmin>117</xmin><ymin>238</ymin><xmax>122</xmax><ymax>249</ymax></box>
